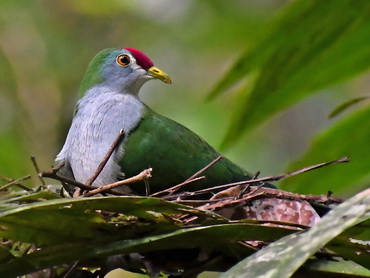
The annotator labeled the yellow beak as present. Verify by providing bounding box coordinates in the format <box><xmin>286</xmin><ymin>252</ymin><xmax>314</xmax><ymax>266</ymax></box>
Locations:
<box><xmin>147</xmin><ymin>66</ymin><xmax>172</xmax><ymax>84</ymax></box>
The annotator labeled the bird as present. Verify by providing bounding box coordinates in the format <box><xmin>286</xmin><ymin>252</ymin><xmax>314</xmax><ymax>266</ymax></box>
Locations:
<box><xmin>56</xmin><ymin>47</ymin><xmax>274</xmax><ymax>196</ymax></box>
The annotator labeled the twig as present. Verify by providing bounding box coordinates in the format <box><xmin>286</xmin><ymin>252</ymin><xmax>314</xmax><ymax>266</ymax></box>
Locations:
<box><xmin>0</xmin><ymin>176</ymin><xmax>33</xmax><ymax>192</ymax></box>
<box><xmin>150</xmin><ymin>156</ymin><xmax>223</xmax><ymax>197</ymax></box>
<box><xmin>238</xmin><ymin>171</ymin><xmax>261</xmax><ymax>198</ymax></box>
<box><xmin>41</xmin><ymin>171</ymin><xmax>122</xmax><ymax>195</ymax></box>
<box><xmin>244</xmin><ymin>182</ymin><xmax>264</xmax><ymax>197</ymax></box>
<box><xmin>253</xmin><ymin>171</ymin><xmax>261</xmax><ymax>179</ymax></box>
<box><xmin>85</xmin><ymin>129</ymin><xmax>125</xmax><ymax>186</ymax></box>
<box><xmin>186</xmin><ymin>155</ymin><xmax>223</xmax><ymax>181</ymax></box>
<box><xmin>168</xmin><ymin>157</ymin><xmax>350</xmax><ymax>199</ymax></box>
<box><xmin>73</xmin><ymin>188</ymin><xmax>82</xmax><ymax>198</ymax></box>
<box><xmin>62</xmin><ymin>261</ymin><xmax>79</xmax><ymax>278</ymax></box>
<box><xmin>150</xmin><ymin>176</ymin><xmax>205</xmax><ymax>197</ymax></box>
<box><xmin>181</xmin><ymin>186</ymin><xmax>343</xmax><ymax>214</ymax></box>
<box><xmin>52</xmin><ymin>161</ymin><xmax>65</xmax><ymax>173</ymax></box>
<box><xmin>31</xmin><ymin>156</ymin><xmax>46</xmax><ymax>187</ymax></box>
<box><xmin>203</xmin><ymin>186</ymin><xmax>343</xmax><ymax>211</ymax></box>
<box><xmin>41</xmin><ymin>171</ymin><xmax>95</xmax><ymax>190</ymax></box>
<box><xmin>274</xmin><ymin>156</ymin><xmax>350</xmax><ymax>180</ymax></box>
<box><xmin>83</xmin><ymin>168</ymin><xmax>152</xmax><ymax>197</ymax></box>
<box><xmin>144</xmin><ymin>180</ymin><xmax>150</xmax><ymax>196</ymax></box>
<box><xmin>0</xmin><ymin>175</ymin><xmax>31</xmax><ymax>191</ymax></box>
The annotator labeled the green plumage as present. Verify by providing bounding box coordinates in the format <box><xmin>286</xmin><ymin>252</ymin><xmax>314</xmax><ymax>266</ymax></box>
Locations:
<box><xmin>120</xmin><ymin>107</ymin><xmax>254</xmax><ymax>195</ymax></box>
<box><xmin>57</xmin><ymin>47</ymin><xmax>275</xmax><ymax>197</ymax></box>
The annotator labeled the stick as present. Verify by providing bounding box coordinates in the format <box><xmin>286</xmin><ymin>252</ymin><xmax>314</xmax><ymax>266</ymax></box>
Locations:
<box><xmin>83</xmin><ymin>168</ymin><xmax>152</xmax><ymax>197</ymax></box>
<box><xmin>0</xmin><ymin>175</ymin><xmax>31</xmax><ymax>191</ymax></box>
<box><xmin>201</xmin><ymin>186</ymin><xmax>343</xmax><ymax>211</ymax></box>
<box><xmin>144</xmin><ymin>179</ymin><xmax>150</xmax><ymax>196</ymax></box>
<box><xmin>238</xmin><ymin>171</ymin><xmax>261</xmax><ymax>198</ymax></box>
<box><xmin>164</xmin><ymin>157</ymin><xmax>350</xmax><ymax>200</ymax></box>
<box><xmin>150</xmin><ymin>176</ymin><xmax>205</xmax><ymax>197</ymax></box>
<box><xmin>186</xmin><ymin>155</ymin><xmax>223</xmax><ymax>181</ymax></box>
<box><xmin>150</xmin><ymin>156</ymin><xmax>222</xmax><ymax>197</ymax></box>
<box><xmin>41</xmin><ymin>171</ymin><xmax>122</xmax><ymax>195</ymax></box>
<box><xmin>52</xmin><ymin>161</ymin><xmax>65</xmax><ymax>173</ymax></box>
<box><xmin>30</xmin><ymin>156</ymin><xmax>46</xmax><ymax>187</ymax></box>
<box><xmin>85</xmin><ymin>129</ymin><xmax>125</xmax><ymax>186</ymax></box>
<box><xmin>0</xmin><ymin>176</ymin><xmax>33</xmax><ymax>192</ymax></box>
<box><xmin>189</xmin><ymin>157</ymin><xmax>349</xmax><ymax>196</ymax></box>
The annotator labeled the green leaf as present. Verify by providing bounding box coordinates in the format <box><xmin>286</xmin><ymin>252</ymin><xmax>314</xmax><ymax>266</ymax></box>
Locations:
<box><xmin>329</xmin><ymin>97</ymin><xmax>370</xmax><ymax>118</ymax></box>
<box><xmin>0</xmin><ymin>223</ymin><xmax>296</xmax><ymax>277</ymax></box>
<box><xmin>329</xmin><ymin>236</ymin><xmax>370</xmax><ymax>270</ymax></box>
<box><xmin>280</xmin><ymin>105</ymin><xmax>370</xmax><ymax>195</ymax></box>
<box><xmin>220</xmin><ymin>187</ymin><xmax>370</xmax><ymax>278</ymax></box>
<box><xmin>0</xmin><ymin>46</ymin><xmax>31</xmax><ymax>177</ymax></box>
<box><xmin>208</xmin><ymin>0</ymin><xmax>370</xmax><ymax>147</ymax></box>
<box><xmin>0</xmin><ymin>191</ymin><xmax>61</xmax><ymax>205</ymax></box>
<box><xmin>0</xmin><ymin>245</ymin><xmax>14</xmax><ymax>264</ymax></box>
<box><xmin>0</xmin><ymin>195</ymin><xmax>226</xmax><ymax>246</ymax></box>
<box><xmin>299</xmin><ymin>258</ymin><xmax>370</xmax><ymax>278</ymax></box>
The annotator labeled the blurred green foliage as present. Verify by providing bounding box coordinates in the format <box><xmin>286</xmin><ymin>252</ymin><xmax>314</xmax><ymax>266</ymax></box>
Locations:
<box><xmin>1</xmin><ymin>1</ymin><xmax>370</xmax><ymax>277</ymax></box>
<box><xmin>0</xmin><ymin>0</ymin><xmax>369</xmax><ymax>198</ymax></box>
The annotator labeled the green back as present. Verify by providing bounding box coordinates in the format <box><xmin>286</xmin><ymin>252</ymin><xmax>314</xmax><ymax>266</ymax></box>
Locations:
<box><xmin>120</xmin><ymin>109</ymin><xmax>254</xmax><ymax>195</ymax></box>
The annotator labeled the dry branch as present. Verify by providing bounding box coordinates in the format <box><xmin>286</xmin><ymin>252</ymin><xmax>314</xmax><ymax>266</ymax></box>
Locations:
<box><xmin>0</xmin><ymin>175</ymin><xmax>33</xmax><ymax>191</ymax></box>
<box><xmin>0</xmin><ymin>175</ymin><xmax>32</xmax><ymax>191</ymax></box>
<box><xmin>37</xmin><ymin>144</ymin><xmax>347</xmax><ymax>218</ymax></box>
<box><xmin>186</xmin><ymin>155</ymin><xmax>223</xmax><ymax>181</ymax></box>
<box><xmin>30</xmin><ymin>156</ymin><xmax>46</xmax><ymax>187</ymax></box>
<box><xmin>40</xmin><ymin>171</ymin><xmax>123</xmax><ymax>195</ymax></box>
<box><xmin>85</xmin><ymin>129</ymin><xmax>125</xmax><ymax>186</ymax></box>
<box><xmin>165</xmin><ymin>157</ymin><xmax>350</xmax><ymax>200</ymax></box>
<box><xmin>151</xmin><ymin>155</ymin><xmax>223</xmax><ymax>197</ymax></box>
<box><xmin>83</xmin><ymin>168</ymin><xmax>152</xmax><ymax>197</ymax></box>
<box><xmin>150</xmin><ymin>176</ymin><xmax>205</xmax><ymax>197</ymax></box>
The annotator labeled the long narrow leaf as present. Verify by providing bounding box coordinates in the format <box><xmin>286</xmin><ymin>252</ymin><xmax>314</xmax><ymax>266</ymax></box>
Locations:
<box><xmin>280</xmin><ymin>105</ymin><xmax>370</xmax><ymax>195</ymax></box>
<box><xmin>0</xmin><ymin>223</ymin><xmax>295</xmax><ymax>277</ymax></box>
<box><xmin>221</xmin><ymin>187</ymin><xmax>370</xmax><ymax>278</ymax></box>
<box><xmin>209</xmin><ymin>0</ymin><xmax>370</xmax><ymax>146</ymax></box>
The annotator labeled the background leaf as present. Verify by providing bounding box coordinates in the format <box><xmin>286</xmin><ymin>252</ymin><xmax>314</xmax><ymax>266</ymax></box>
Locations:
<box><xmin>329</xmin><ymin>97</ymin><xmax>370</xmax><ymax>118</ymax></box>
<box><xmin>0</xmin><ymin>194</ymin><xmax>297</xmax><ymax>276</ymax></box>
<box><xmin>280</xmin><ymin>105</ymin><xmax>370</xmax><ymax>195</ymax></box>
<box><xmin>209</xmin><ymin>0</ymin><xmax>370</xmax><ymax>147</ymax></box>
<box><xmin>0</xmin><ymin>195</ymin><xmax>218</xmax><ymax>246</ymax></box>
<box><xmin>221</xmin><ymin>187</ymin><xmax>370</xmax><ymax>278</ymax></box>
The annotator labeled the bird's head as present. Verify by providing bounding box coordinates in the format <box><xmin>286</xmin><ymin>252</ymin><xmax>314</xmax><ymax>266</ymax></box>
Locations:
<box><xmin>79</xmin><ymin>47</ymin><xmax>171</xmax><ymax>96</ymax></box>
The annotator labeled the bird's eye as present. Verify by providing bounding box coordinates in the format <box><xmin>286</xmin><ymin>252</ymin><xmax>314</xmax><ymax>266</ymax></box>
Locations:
<box><xmin>116</xmin><ymin>54</ymin><xmax>130</xmax><ymax>66</ymax></box>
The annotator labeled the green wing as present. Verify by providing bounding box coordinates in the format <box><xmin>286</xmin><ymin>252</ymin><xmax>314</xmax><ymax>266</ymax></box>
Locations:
<box><xmin>120</xmin><ymin>109</ymin><xmax>254</xmax><ymax>195</ymax></box>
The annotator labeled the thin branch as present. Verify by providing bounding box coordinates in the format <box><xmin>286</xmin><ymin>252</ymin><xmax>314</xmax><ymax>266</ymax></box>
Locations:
<box><xmin>186</xmin><ymin>155</ymin><xmax>223</xmax><ymax>181</ymax></box>
<box><xmin>150</xmin><ymin>176</ymin><xmax>205</xmax><ymax>197</ymax></box>
<box><xmin>0</xmin><ymin>175</ymin><xmax>33</xmax><ymax>192</ymax></box>
<box><xmin>30</xmin><ymin>156</ymin><xmax>46</xmax><ymax>187</ymax></box>
<box><xmin>41</xmin><ymin>171</ymin><xmax>123</xmax><ymax>195</ymax></box>
<box><xmin>237</xmin><ymin>171</ymin><xmax>261</xmax><ymax>198</ymax></box>
<box><xmin>83</xmin><ymin>168</ymin><xmax>152</xmax><ymax>197</ymax></box>
<box><xmin>253</xmin><ymin>171</ymin><xmax>261</xmax><ymax>179</ymax></box>
<box><xmin>275</xmin><ymin>156</ymin><xmax>350</xmax><ymax>180</ymax></box>
<box><xmin>85</xmin><ymin>129</ymin><xmax>125</xmax><ymax>186</ymax></box>
<box><xmin>41</xmin><ymin>171</ymin><xmax>95</xmax><ymax>191</ymax></box>
<box><xmin>144</xmin><ymin>179</ymin><xmax>150</xmax><ymax>196</ymax></box>
<box><xmin>0</xmin><ymin>175</ymin><xmax>31</xmax><ymax>191</ymax></box>
<box><xmin>167</xmin><ymin>156</ymin><xmax>350</xmax><ymax>199</ymax></box>
<box><xmin>199</xmin><ymin>186</ymin><xmax>343</xmax><ymax>212</ymax></box>
<box><xmin>260</xmin><ymin>187</ymin><xmax>343</xmax><ymax>204</ymax></box>
<box><xmin>150</xmin><ymin>156</ymin><xmax>223</xmax><ymax>197</ymax></box>
<box><xmin>62</xmin><ymin>261</ymin><xmax>79</xmax><ymax>278</ymax></box>
<box><xmin>73</xmin><ymin>188</ymin><xmax>82</xmax><ymax>198</ymax></box>
<box><xmin>52</xmin><ymin>161</ymin><xmax>65</xmax><ymax>173</ymax></box>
